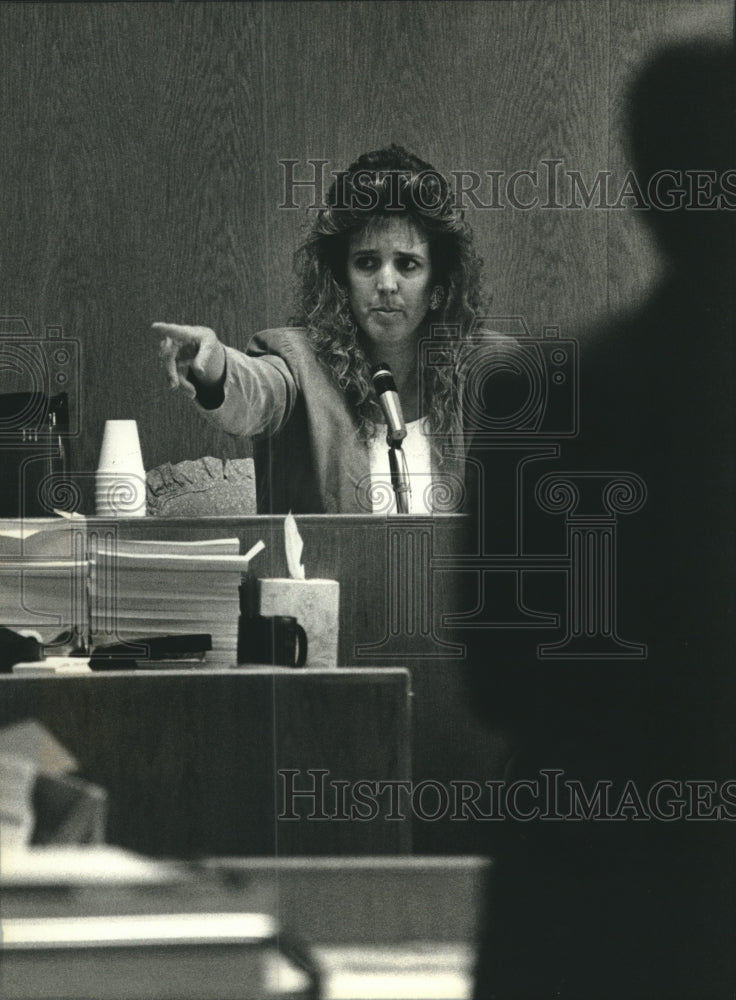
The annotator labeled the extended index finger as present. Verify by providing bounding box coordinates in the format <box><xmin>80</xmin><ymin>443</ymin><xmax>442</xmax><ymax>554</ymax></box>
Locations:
<box><xmin>151</xmin><ymin>322</ymin><xmax>202</xmax><ymax>342</ymax></box>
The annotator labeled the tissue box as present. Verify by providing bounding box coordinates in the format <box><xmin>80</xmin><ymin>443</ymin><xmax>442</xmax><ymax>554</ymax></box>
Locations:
<box><xmin>258</xmin><ymin>579</ymin><xmax>339</xmax><ymax>669</ymax></box>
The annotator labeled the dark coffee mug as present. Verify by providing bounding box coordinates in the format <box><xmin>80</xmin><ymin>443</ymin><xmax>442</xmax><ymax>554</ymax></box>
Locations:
<box><xmin>238</xmin><ymin>615</ymin><xmax>307</xmax><ymax>668</ymax></box>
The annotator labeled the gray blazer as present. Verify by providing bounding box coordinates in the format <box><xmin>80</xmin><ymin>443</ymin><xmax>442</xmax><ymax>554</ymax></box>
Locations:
<box><xmin>195</xmin><ymin>327</ymin><xmax>468</xmax><ymax>514</ymax></box>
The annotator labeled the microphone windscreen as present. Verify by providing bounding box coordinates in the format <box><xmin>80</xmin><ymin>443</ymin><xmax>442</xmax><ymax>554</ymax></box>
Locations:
<box><xmin>371</xmin><ymin>363</ymin><xmax>396</xmax><ymax>395</ymax></box>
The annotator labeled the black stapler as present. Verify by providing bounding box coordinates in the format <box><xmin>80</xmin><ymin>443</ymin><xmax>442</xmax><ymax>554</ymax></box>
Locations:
<box><xmin>0</xmin><ymin>627</ymin><xmax>43</xmax><ymax>673</ymax></box>
<box><xmin>89</xmin><ymin>634</ymin><xmax>212</xmax><ymax>670</ymax></box>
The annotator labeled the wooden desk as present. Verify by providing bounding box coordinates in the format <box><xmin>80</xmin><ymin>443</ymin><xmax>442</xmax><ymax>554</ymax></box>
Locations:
<box><xmin>2</xmin><ymin>515</ymin><xmax>506</xmax><ymax>856</ymax></box>
<box><xmin>0</xmin><ymin>669</ymin><xmax>411</xmax><ymax>858</ymax></box>
<box><xmin>101</xmin><ymin>517</ymin><xmax>499</xmax><ymax>857</ymax></box>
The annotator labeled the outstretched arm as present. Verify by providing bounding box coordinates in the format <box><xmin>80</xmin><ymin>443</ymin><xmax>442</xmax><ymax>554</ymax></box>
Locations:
<box><xmin>152</xmin><ymin>322</ymin><xmax>296</xmax><ymax>437</ymax></box>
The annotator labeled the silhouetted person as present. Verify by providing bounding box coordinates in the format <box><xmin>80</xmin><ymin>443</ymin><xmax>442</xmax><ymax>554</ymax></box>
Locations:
<box><xmin>467</xmin><ymin>38</ymin><xmax>735</xmax><ymax>999</ymax></box>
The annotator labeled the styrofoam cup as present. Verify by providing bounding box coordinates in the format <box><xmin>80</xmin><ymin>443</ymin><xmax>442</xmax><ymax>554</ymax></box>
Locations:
<box><xmin>97</xmin><ymin>420</ymin><xmax>145</xmax><ymax>472</ymax></box>
<box><xmin>96</xmin><ymin>421</ymin><xmax>146</xmax><ymax>516</ymax></box>
<box><xmin>95</xmin><ymin>475</ymin><xmax>146</xmax><ymax>517</ymax></box>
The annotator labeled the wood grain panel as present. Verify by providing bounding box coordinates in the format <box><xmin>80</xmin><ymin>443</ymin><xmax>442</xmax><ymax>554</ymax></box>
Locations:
<box><xmin>2</xmin><ymin>0</ymin><xmax>706</xmax><ymax>507</ymax></box>
<box><xmin>0</xmin><ymin>669</ymin><xmax>411</xmax><ymax>857</ymax></box>
<box><xmin>0</xmin><ymin>0</ymin><xmax>719</xmax><ymax>500</ymax></box>
<box><xmin>0</xmin><ymin>4</ymin><xmax>267</xmax><ymax>514</ymax></box>
<box><xmin>262</xmin><ymin>0</ymin><xmax>610</xmax><ymax>339</ymax></box>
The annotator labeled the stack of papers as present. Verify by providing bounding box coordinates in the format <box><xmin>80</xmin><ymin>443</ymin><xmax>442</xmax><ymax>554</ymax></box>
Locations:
<box><xmin>89</xmin><ymin>538</ymin><xmax>248</xmax><ymax>667</ymax></box>
<box><xmin>0</xmin><ymin>519</ymin><xmax>87</xmax><ymax>645</ymax></box>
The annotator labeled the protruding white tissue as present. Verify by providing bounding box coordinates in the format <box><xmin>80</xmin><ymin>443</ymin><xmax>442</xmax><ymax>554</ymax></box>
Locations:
<box><xmin>284</xmin><ymin>513</ymin><xmax>305</xmax><ymax>580</ymax></box>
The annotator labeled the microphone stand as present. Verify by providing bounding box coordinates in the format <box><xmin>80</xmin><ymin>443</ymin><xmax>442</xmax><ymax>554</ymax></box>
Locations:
<box><xmin>386</xmin><ymin>432</ymin><xmax>411</xmax><ymax>514</ymax></box>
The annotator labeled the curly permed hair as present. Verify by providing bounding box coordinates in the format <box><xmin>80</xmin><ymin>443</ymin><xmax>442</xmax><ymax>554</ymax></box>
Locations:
<box><xmin>290</xmin><ymin>145</ymin><xmax>486</xmax><ymax>445</ymax></box>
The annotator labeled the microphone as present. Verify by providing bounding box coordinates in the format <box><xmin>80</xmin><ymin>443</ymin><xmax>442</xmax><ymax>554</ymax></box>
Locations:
<box><xmin>371</xmin><ymin>363</ymin><xmax>407</xmax><ymax>446</ymax></box>
<box><xmin>371</xmin><ymin>362</ymin><xmax>411</xmax><ymax>513</ymax></box>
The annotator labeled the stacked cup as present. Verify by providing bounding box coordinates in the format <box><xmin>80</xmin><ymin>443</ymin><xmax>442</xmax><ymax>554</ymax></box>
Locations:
<box><xmin>95</xmin><ymin>420</ymin><xmax>146</xmax><ymax>517</ymax></box>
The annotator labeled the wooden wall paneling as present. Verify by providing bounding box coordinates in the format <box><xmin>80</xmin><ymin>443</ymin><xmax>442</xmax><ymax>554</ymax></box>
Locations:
<box><xmin>1</xmin><ymin>1</ymin><xmax>612</xmax><ymax>508</ymax></box>
<box><xmin>0</xmin><ymin>6</ymin><xmax>146</xmax><ymax>478</ymax></box>
<box><xmin>0</xmin><ymin>5</ymin><xmax>113</xmax><ymax>460</ymax></box>
<box><xmin>110</xmin><ymin>3</ymin><xmax>267</xmax><ymax>484</ymax></box>
<box><xmin>1</xmin><ymin>1</ymin><xmax>723</xmax><ymax>498</ymax></box>
<box><xmin>0</xmin><ymin>4</ymin><xmax>267</xmax><ymax>514</ymax></box>
<box><xmin>441</xmin><ymin>0</ymin><xmax>611</xmax><ymax>340</ymax></box>
<box><xmin>262</xmin><ymin>1</ymin><xmax>611</xmax><ymax>340</ymax></box>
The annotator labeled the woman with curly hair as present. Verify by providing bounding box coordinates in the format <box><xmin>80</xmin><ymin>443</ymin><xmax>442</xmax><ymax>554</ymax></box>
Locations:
<box><xmin>154</xmin><ymin>145</ymin><xmax>487</xmax><ymax>514</ymax></box>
